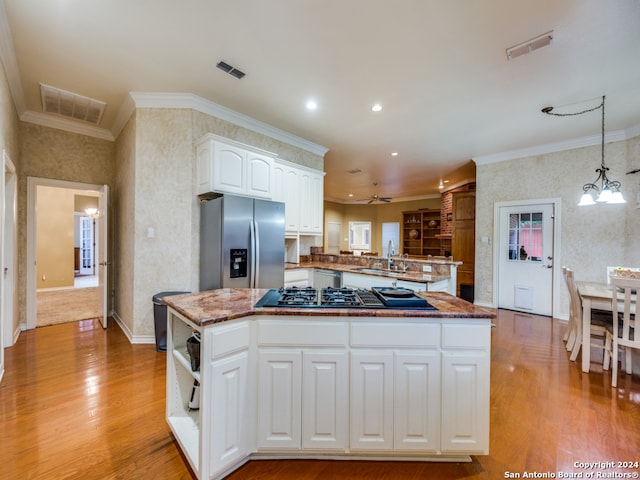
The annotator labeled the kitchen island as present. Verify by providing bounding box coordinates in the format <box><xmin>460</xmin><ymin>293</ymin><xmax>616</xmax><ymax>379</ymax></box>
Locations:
<box><xmin>164</xmin><ymin>288</ymin><xmax>494</xmax><ymax>480</ymax></box>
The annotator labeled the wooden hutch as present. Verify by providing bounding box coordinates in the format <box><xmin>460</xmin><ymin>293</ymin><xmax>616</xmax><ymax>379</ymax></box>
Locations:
<box><xmin>401</xmin><ymin>209</ymin><xmax>443</xmax><ymax>257</ymax></box>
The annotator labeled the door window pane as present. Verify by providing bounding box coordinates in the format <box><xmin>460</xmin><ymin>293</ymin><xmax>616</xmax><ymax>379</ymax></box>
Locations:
<box><xmin>507</xmin><ymin>212</ymin><xmax>543</xmax><ymax>262</ymax></box>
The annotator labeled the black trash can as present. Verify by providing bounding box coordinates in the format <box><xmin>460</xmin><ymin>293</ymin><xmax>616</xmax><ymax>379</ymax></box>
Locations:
<box><xmin>152</xmin><ymin>291</ymin><xmax>190</xmax><ymax>352</ymax></box>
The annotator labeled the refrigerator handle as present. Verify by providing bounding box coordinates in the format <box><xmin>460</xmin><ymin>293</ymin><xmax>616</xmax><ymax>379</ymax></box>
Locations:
<box><xmin>250</xmin><ymin>219</ymin><xmax>257</xmax><ymax>288</ymax></box>
<box><xmin>253</xmin><ymin>219</ymin><xmax>260</xmax><ymax>287</ymax></box>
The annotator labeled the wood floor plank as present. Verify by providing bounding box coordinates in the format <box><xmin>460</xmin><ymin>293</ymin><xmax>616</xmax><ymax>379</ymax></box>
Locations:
<box><xmin>1</xmin><ymin>310</ymin><xmax>639</xmax><ymax>479</ymax></box>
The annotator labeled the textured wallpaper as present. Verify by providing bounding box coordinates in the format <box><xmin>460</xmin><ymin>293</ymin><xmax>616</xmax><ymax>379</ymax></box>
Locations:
<box><xmin>113</xmin><ymin>113</ymin><xmax>136</xmax><ymax>336</ymax></box>
<box><xmin>476</xmin><ymin>139</ymin><xmax>638</xmax><ymax>318</ymax></box>
<box><xmin>17</xmin><ymin>123</ymin><xmax>114</xmax><ymax>328</ymax></box>
<box><xmin>113</xmin><ymin>107</ymin><xmax>326</xmax><ymax>339</ymax></box>
<box><xmin>0</xmin><ymin>62</ymin><xmax>20</xmax><ymax>335</ymax></box>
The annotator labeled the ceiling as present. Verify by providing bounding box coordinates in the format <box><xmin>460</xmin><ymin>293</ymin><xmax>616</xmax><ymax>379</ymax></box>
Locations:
<box><xmin>2</xmin><ymin>0</ymin><xmax>640</xmax><ymax>203</ymax></box>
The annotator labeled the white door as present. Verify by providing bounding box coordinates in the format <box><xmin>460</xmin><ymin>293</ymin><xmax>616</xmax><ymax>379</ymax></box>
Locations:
<box><xmin>497</xmin><ymin>203</ymin><xmax>554</xmax><ymax>316</ymax></box>
<box><xmin>382</xmin><ymin>222</ymin><xmax>400</xmax><ymax>257</ymax></box>
<box><xmin>79</xmin><ymin>216</ymin><xmax>94</xmax><ymax>275</ymax></box>
<box><xmin>98</xmin><ymin>185</ymin><xmax>109</xmax><ymax>328</ymax></box>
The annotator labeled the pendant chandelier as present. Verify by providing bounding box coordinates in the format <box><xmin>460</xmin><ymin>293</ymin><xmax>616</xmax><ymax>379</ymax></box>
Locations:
<box><xmin>541</xmin><ymin>96</ymin><xmax>625</xmax><ymax>206</ymax></box>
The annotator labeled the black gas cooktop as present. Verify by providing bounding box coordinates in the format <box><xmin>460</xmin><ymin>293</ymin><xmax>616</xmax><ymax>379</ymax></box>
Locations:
<box><xmin>255</xmin><ymin>286</ymin><xmax>436</xmax><ymax>310</ymax></box>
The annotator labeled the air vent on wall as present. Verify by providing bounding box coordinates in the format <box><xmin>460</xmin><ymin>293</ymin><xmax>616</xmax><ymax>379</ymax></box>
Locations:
<box><xmin>506</xmin><ymin>30</ymin><xmax>554</xmax><ymax>60</ymax></box>
<box><xmin>40</xmin><ymin>83</ymin><xmax>106</xmax><ymax>125</ymax></box>
<box><xmin>216</xmin><ymin>61</ymin><xmax>246</xmax><ymax>79</ymax></box>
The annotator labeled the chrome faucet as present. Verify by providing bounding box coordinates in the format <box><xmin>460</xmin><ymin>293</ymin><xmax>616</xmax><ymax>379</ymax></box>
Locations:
<box><xmin>387</xmin><ymin>240</ymin><xmax>395</xmax><ymax>270</ymax></box>
<box><xmin>400</xmin><ymin>253</ymin><xmax>409</xmax><ymax>272</ymax></box>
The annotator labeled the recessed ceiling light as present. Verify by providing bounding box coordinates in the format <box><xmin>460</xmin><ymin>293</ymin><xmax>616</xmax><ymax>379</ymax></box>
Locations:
<box><xmin>306</xmin><ymin>100</ymin><xmax>318</xmax><ymax>110</ymax></box>
<box><xmin>371</xmin><ymin>103</ymin><xmax>382</xmax><ymax>112</ymax></box>
<box><xmin>348</xmin><ymin>193</ymin><xmax>354</xmax><ymax>197</ymax></box>
<box><xmin>391</xmin><ymin>152</ymin><xmax>398</xmax><ymax>156</ymax></box>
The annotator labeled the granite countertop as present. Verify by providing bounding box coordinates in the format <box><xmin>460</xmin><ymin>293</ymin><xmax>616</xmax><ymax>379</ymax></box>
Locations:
<box><xmin>286</xmin><ymin>262</ymin><xmax>450</xmax><ymax>284</ymax></box>
<box><xmin>163</xmin><ymin>288</ymin><xmax>496</xmax><ymax>327</ymax></box>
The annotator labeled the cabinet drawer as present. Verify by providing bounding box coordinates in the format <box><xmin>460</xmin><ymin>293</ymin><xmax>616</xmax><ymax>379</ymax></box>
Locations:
<box><xmin>442</xmin><ymin>324</ymin><xmax>489</xmax><ymax>349</ymax></box>
<box><xmin>351</xmin><ymin>322</ymin><xmax>440</xmax><ymax>348</ymax></box>
<box><xmin>284</xmin><ymin>268</ymin><xmax>311</xmax><ymax>282</ymax></box>
<box><xmin>257</xmin><ymin>319</ymin><xmax>348</xmax><ymax>347</ymax></box>
<box><xmin>208</xmin><ymin>321</ymin><xmax>250</xmax><ymax>359</ymax></box>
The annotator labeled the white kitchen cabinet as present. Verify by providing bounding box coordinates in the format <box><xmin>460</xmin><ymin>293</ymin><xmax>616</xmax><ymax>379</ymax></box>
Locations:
<box><xmin>167</xmin><ymin>311</ymin><xmax>491</xmax><ymax>479</ymax></box>
<box><xmin>257</xmin><ymin>349</ymin><xmax>348</xmax><ymax>451</ymax></box>
<box><xmin>350</xmin><ymin>322</ymin><xmax>441</xmax><ymax>453</ymax></box>
<box><xmin>257</xmin><ymin>349</ymin><xmax>302</xmax><ymax>450</ymax></box>
<box><xmin>302</xmin><ymin>351</ymin><xmax>348</xmax><ymax>450</ymax></box>
<box><xmin>394</xmin><ymin>351</ymin><xmax>441</xmax><ymax>452</ymax></box>
<box><xmin>440</xmin><ymin>324</ymin><xmax>490</xmax><ymax>455</ymax></box>
<box><xmin>167</xmin><ymin>312</ymin><xmax>253</xmax><ymax>480</ymax></box>
<box><xmin>284</xmin><ymin>268</ymin><xmax>311</xmax><ymax>288</ymax></box>
<box><xmin>274</xmin><ymin>159</ymin><xmax>323</xmax><ymax>236</ymax></box>
<box><xmin>341</xmin><ymin>272</ymin><xmax>427</xmax><ymax>292</ymax></box>
<box><xmin>350</xmin><ymin>350</ymin><xmax>441</xmax><ymax>452</ymax></box>
<box><xmin>350</xmin><ymin>351</ymin><xmax>394</xmax><ymax>450</ymax></box>
<box><xmin>208</xmin><ymin>351</ymin><xmax>250</xmax><ymax>476</ymax></box>
<box><xmin>256</xmin><ymin>319</ymin><xmax>349</xmax><ymax>452</ymax></box>
<box><xmin>299</xmin><ymin>169</ymin><xmax>323</xmax><ymax>235</ymax></box>
<box><xmin>196</xmin><ymin>134</ymin><xmax>273</xmax><ymax>198</ymax></box>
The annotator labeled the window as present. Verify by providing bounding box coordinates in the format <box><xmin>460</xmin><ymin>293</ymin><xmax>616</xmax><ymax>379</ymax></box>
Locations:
<box><xmin>508</xmin><ymin>212</ymin><xmax>543</xmax><ymax>262</ymax></box>
<box><xmin>348</xmin><ymin>221</ymin><xmax>371</xmax><ymax>252</ymax></box>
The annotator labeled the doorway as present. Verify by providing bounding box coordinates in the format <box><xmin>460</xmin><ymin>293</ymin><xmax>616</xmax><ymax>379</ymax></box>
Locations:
<box><xmin>381</xmin><ymin>222</ymin><xmax>400</xmax><ymax>257</ymax></box>
<box><xmin>26</xmin><ymin>178</ymin><xmax>109</xmax><ymax>330</ymax></box>
<box><xmin>494</xmin><ymin>199</ymin><xmax>561</xmax><ymax>317</ymax></box>
<box><xmin>0</xmin><ymin>151</ymin><xmax>17</xmax><ymax>384</ymax></box>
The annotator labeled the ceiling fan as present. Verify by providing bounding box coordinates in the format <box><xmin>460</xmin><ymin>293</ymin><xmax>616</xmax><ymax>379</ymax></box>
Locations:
<box><xmin>359</xmin><ymin>183</ymin><xmax>392</xmax><ymax>203</ymax></box>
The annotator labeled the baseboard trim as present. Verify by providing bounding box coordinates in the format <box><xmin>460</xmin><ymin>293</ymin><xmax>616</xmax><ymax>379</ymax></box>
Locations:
<box><xmin>112</xmin><ymin>312</ymin><xmax>156</xmax><ymax>345</ymax></box>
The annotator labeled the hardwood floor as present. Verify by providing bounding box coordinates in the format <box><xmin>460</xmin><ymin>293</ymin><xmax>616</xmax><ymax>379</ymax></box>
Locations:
<box><xmin>1</xmin><ymin>310</ymin><xmax>639</xmax><ymax>479</ymax></box>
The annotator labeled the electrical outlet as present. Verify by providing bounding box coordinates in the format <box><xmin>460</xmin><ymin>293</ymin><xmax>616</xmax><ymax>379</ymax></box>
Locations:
<box><xmin>422</xmin><ymin>265</ymin><xmax>432</xmax><ymax>272</ymax></box>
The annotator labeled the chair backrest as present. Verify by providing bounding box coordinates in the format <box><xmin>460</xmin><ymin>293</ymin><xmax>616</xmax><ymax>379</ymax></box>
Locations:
<box><xmin>564</xmin><ymin>267</ymin><xmax>583</xmax><ymax>320</ymax></box>
<box><xmin>610</xmin><ymin>275</ymin><xmax>639</xmax><ymax>343</ymax></box>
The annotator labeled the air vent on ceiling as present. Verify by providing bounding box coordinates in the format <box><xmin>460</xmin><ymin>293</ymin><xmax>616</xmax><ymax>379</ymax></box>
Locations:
<box><xmin>506</xmin><ymin>30</ymin><xmax>554</xmax><ymax>60</ymax></box>
<box><xmin>216</xmin><ymin>61</ymin><xmax>246</xmax><ymax>79</ymax></box>
<box><xmin>40</xmin><ymin>83</ymin><xmax>106</xmax><ymax>125</ymax></box>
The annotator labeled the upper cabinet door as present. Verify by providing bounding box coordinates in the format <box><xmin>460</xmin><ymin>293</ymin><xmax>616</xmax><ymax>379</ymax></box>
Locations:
<box><xmin>212</xmin><ymin>142</ymin><xmax>245</xmax><ymax>195</ymax></box>
<box><xmin>196</xmin><ymin>134</ymin><xmax>274</xmax><ymax>198</ymax></box>
<box><xmin>245</xmin><ymin>152</ymin><xmax>273</xmax><ymax>199</ymax></box>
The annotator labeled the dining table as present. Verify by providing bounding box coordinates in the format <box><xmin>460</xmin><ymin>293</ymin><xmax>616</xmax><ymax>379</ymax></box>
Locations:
<box><xmin>576</xmin><ymin>280</ymin><xmax>637</xmax><ymax>373</ymax></box>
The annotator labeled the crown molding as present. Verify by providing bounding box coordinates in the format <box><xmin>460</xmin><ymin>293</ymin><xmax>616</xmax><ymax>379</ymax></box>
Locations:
<box><xmin>20</xmin><ymin>110</ymin><xmax>115</xmax><ymax>141</ymax></box>
<box><xmin>0</xmin><ymin>0</ymin><xmax>25</xmax><ymax>115</ymax></box>
<box><xmin>473</xmin><ymin>127</ymin><xmax>633</xmax><ymax>165</ymax></box>
<box><xmin>128</xmin><ymin>92</ymin><xmax>329</xmax><ymax>157</ymax></box>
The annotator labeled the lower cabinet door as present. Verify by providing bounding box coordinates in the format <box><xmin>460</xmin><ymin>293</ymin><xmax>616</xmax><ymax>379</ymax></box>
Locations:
<box><xmin>350</xmin><ymin>351</ymin><xmax>394</xmax><ymax>450</ymax></box>
<box><xmin>440</xmin><ymin>352</ymin><xmax>490</xmax><ymax>454</ymax></box>
<box><xmin>209</xmin><ymin>351</ymin><xmax>250</xmax><ymax>478</ymax></box>
<box><xmin>257</xmin><ymin>349</ymin><xmax>302</xmax><ymax>450</ymax></box>
<box><xmin>394</xmin><ymin>351</ymin><xmax>441</xmax><ymax>452</ymax></box>
<box><xmin>302</xmin><ymin>351</ymin><xmax>348</xmax><ymax>450</ymax></box>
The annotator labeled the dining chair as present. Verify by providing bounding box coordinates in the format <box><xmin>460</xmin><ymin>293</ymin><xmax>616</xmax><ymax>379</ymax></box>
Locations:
<box><xmin>604</xmin><ymin>275</ymin><xmax>639</xmax><ymax>388</ymax></box>
<box><xmin>562</xmin><ymin>267</ymin><xmax>578</xmax><ymax>350</ymax></box>
<box><xmin>565</xmin><ymin>267</ymin><xmax>611</xmax><ymax>362</ymax></box>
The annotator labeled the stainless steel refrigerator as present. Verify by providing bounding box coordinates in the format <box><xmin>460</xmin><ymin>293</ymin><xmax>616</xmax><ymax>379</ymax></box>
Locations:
<box><xmin>199</xmin><ymin>194</ymin><xmax>285</xmax><ymax>290</ymax></box>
